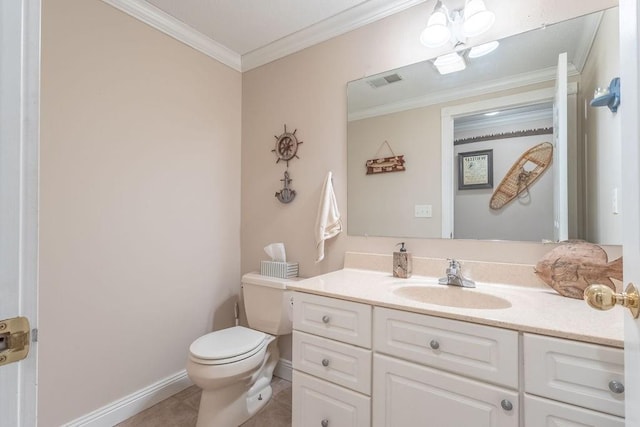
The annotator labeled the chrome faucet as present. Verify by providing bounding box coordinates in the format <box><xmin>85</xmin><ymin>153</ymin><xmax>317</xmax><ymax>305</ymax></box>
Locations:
<box><xmin>438</xmin><ymin>259</ymin><xmax>475</xmax><ymax>288</ymax></box>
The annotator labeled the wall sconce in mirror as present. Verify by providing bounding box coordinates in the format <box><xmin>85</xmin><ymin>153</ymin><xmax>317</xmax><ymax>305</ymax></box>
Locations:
<box><xmin>590</xmin><ymin>77</ymin><xmax>620</xmax><ymax>113</ymax></box>
<box><xmin>420</xmin><ymin>0</ymin><xmax>495</xmax><ymax>48</ymax></box>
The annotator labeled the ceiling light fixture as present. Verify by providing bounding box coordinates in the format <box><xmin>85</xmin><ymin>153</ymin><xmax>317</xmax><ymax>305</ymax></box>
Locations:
<box><xmin>420</xmin><ymin>0</ymin><xmax>495</xmax><ymax>49</ymax></box>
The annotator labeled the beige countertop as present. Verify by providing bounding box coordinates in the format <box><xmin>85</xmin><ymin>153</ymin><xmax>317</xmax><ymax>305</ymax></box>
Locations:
<box><xmin>287</xmin><ymin>268</ymin><xmax>624</xmax><ymax>348</ymax></box>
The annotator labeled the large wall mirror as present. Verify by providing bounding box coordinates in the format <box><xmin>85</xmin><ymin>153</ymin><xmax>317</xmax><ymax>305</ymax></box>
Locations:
<box><xmin>347</xmin><ymin>6</ymin><xmax>621</xmax><ymax>245</ymax></box>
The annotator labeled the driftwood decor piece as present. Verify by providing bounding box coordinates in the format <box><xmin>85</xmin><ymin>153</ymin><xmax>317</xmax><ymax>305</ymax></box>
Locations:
<box><xmin>366</xmin><ymin>140</ymin><xmax>406</xmax><ymax>175</ymax></box>
<box><xmin>534</xmin><ymin>240</ymin><xmax>623</xmax><ymax>299</ymax></box>
<box><xmin>490</xmin><ymin>142</ymin><xmax>553</xmax><ymax>210</ymax></box>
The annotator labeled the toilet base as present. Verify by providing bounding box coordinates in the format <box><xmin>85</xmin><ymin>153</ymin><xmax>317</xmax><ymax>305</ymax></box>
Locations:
<box><xmin>196</xmin><ymin>382</ymin><xmax>272</xmax><ymax>427</ymax></box>
<box><xmin>195</xmin><ymin>338</ymin><xmax>280</xmax><ymax>427</ymax></box>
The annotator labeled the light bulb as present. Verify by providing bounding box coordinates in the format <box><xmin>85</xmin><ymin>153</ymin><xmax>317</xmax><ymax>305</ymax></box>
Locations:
<box><xmin>462</xmin><ymin>0</ymin><xmax>495</xmax><ymax>37</ymax></box>
<box><xmin>420</xmin><ymin>9</ymin><xmax>451</xmax><ymax>48</ymax></box>
<box><xmin>468</xmin><ymin>41</ymin><xmax>499</xmax><ymax>58</ymax></box>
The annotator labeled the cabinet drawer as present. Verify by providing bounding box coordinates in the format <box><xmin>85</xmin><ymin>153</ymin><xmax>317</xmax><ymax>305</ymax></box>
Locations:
<box><xmin>524</xmin><ymin>394</ymin><xmax>624</xmax><ymax>427</ymax></box>
<box><xmin>293</xmin><ymin>331</ymin><xmax>372</xmax><ymax>395</ymax></box>
<box><xmin>523</xmin><ymin>334</ymin><xmax>624</xmax><ymax>417</ymax></box>
<box><xmin>374</xmin><ymin>307</ymin><xmax>518</xmax><ymax>388</ymax></box>
<box><xmin>373</xmin><ymin>354</ymin><xmax>518</xmax><ymax>427</ymax></box>
<box><xmin>293</xmin><ymin>292</ymin><xmax>372</xmax><ymax>348</ymax></box>
<box><xmin>293</xmin><ymin>370</ymin><xmax>371</xmax><ymax>427</ymax></box>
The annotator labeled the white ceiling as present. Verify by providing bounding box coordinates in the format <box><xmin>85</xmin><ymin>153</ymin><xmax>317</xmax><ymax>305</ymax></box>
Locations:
<box><xmin>105</xmin><ymin>0</ymin><xmax>427</xmax><ymax>71</ymax></box>
<box><xmin>144</xmin><ymin>0</ymin><xmax>371</xmax><ymax>55</ymax></box>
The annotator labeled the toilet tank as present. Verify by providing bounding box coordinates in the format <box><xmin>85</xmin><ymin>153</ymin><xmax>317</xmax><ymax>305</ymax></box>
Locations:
<box><xmin>242</xmin><ymin>273</ymin><xmax>297</xmax><ymax>335</ymax></box>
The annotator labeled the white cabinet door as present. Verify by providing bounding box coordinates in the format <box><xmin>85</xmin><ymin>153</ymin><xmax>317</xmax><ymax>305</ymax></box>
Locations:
<box><xmin>525</xmin><ymin>395</ymin><xmax>624</xmax><ymax>427</ymax></box>
<box><xmin>373</xmin><ymin>354</ymin><xmax>518</xmax><ymax>427</ymax></box>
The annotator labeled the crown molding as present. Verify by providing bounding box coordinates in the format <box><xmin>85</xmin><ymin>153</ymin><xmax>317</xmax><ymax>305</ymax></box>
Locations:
<box><xmin>348</xmin><ymin>64</ymin><xmax>580</xmax><ymax>121</ymax></box>
<box><xmin>101</xmin><ymin>0</ymin><xmax>426</xmax><ymax>72</ymax></box>
<box><xmin>241</xmin><ymin>0</ymin><xmax>427</xmax><ymax>71</ymax></box>
<box><xmin>101</xmin><ymin>0</ymin><xmax>242</xmax><ymax>71</ymax></box>
<box><xmin>572</xmin><ymin>11</ymin><xmax>604</xmax><ymax>73</ymax></box>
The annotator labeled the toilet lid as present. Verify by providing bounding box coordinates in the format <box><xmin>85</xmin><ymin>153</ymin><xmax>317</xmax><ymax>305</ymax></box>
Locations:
<box><xmin>189</xmin><ymin>326</ymin><xmax>267</xmax><ymax>361</ymax></box>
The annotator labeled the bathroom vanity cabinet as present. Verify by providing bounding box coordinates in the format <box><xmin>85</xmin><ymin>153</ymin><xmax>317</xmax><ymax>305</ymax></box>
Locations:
<box><xmin>291</xmin><ymin>290</ymin><xmax>625</xmax><ymax>427</ymax></box>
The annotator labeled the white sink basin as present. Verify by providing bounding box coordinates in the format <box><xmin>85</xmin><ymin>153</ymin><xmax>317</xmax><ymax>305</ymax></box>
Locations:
<box><xmin>392</xmin><ymin>285</ymin><xmax>512</xmax><ymax>310</ymax></box>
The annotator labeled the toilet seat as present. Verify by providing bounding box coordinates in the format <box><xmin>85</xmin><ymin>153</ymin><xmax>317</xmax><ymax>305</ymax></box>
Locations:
<box><xmin>189</xmin><ymin>326</ymin><xmax>270</xmax><ymax>365</ymax></box>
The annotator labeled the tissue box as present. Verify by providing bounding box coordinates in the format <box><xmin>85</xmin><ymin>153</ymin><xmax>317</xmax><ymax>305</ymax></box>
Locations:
<box><xmin>260</xmin><ymin>261</ymin><xmax>299</xmax><ymax>279</ymax></box>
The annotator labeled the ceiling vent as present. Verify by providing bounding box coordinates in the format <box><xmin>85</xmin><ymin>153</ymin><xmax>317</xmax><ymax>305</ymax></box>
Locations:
<box><xmin>368</xmin><ymin>73</ymin><xmax>403</xmax><ymax>88</ymax></box>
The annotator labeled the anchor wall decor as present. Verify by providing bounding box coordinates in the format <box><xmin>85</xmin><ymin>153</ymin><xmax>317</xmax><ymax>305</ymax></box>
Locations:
<box><xmin>272</xmin><ymin>124</ymin><xmax>303</xmax><ymax>204</ymax></box>
<box><xmin>275</xmin><ymin>171</ymin><xmax>296</xmax><ymax>203</ymax></box>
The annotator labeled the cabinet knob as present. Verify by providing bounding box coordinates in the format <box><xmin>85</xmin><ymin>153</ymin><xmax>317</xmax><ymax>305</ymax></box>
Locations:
<box><xmin>322</xmin><ymin>315</ymin><xmax>330</xmax><ymax>324</ymax></box>
<box><xmin>429</xmin><ymin>340</ymin><xmax>440</xmax><ymax>350</ymax></box>
<box><xmin>321</xmin><ymin>419</ymin><xmax>329</xmax><ymax>427</ymax></box>
<box><xmin>501</xmin><ymin>399</ymin><xmax>513</xmax><ymax>411</ymax></box>
<box><xmin>322</xmin><ymin>358</ymin><xmax>330</xmax><ymax>367</ymax></box>
<box><xmin>609</xmin><ymin>380</ymin><xmax>625</xmax><ymax>394</ymax></box>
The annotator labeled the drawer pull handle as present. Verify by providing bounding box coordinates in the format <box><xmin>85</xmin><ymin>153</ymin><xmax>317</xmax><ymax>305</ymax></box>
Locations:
<box><xmin>609</xmin><ymin>380</ymin><xmax>625</xmax><ymax>394</ymax></box>
<box><xmin>429</xmin><ymin>340</ymin><xmax>440</xmax><ymax>350</ymax></box>
<box><xmin>500</xmin><ymin>399</ymin><xmax>513</xmax><ymax>411</ymax></box>
<box><xmin>321</xmin><ymin>419</ymin><xmax>329</xmax><ymax>427</ymax></box>
<box><xmin>321</xmin><ymin>358</ymin><xmax>330</xmax><ymax>367</ymax></box>
<box><xmin>322</xmin><ymin>315</ymin><xmax>330</xmax><ymax>324</ymax></box>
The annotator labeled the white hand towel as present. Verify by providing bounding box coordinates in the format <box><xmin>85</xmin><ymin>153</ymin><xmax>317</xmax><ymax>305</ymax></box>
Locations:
<box><xmin>315</xmin><ymin>171</ymin><xmax>342</xmax><ymax>263</ymax></box>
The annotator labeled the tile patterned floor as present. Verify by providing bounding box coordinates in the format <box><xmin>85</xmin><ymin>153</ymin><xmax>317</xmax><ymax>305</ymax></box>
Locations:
<box><xmin>116</xmin><ymin>377</ymin><xmax>292</xmax><ymax>427</ymax></box>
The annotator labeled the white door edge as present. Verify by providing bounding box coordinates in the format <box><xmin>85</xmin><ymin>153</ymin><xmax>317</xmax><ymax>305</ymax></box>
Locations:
<box><xmin>620</xmin><ymin>0</ymin><xmax>640</xmax><ymax>424</ymax></box>
<box><xmin>0</xmin><ymin>0</ymin><xmax>40</xmax><ymax>425</ymax></box>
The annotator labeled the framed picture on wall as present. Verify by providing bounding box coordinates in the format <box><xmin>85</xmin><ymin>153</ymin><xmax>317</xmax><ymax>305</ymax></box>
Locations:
<box><xmin>458</xmin><ymin>149</ymin><xmax>493</xmax><ymax>190</ymax></box>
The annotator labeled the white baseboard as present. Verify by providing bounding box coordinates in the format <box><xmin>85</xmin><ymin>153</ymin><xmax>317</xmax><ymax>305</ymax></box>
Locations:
<box><xmin>63</xmin><ymin>370</ymin><xmax>192</xmax><ymax>427</ymax></box>
<box><xmin>274</xmin><ymin>358</ymin><xmax>292</xmax><ymax>382</ymax></box>
<box><xmin>64</xmin><ymin>359</ymin><xmax>291</xmax><ymax>426</ymax></box>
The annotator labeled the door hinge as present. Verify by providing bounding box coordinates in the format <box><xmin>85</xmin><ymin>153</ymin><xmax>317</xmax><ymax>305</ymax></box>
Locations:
<box><xmin>0</xmin><ymin>316</ymin><xmax>31</xmax><ymax>367</ymax></box>
<box><xmin>32</xmin><ymin>328</ymin><xmax>38</xmax><ymax>342</ymax></box>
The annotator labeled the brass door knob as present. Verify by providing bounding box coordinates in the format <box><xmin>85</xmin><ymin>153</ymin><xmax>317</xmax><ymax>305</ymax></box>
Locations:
<box><xmin>584</xmin><ymin>283</ymin><xmax>639</xmax><ymax>318</ymax></box>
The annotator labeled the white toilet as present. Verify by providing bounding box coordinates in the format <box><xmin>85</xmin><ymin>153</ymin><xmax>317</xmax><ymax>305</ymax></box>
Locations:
<box><xmin>186</xmin><ymin>273</ymin><xmax>294</xmax><ymax>427</ymax></box>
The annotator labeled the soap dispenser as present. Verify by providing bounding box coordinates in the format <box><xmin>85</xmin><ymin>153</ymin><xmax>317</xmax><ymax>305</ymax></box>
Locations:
<box><xmin>393</xmin><ymin>242</ymin><xmax>412</xmax><ymax>278</ymax></box>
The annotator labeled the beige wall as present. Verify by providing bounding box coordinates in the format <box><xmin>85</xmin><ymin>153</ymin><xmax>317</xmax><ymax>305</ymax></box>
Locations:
<box><xmin>39</xmin><ymin>0</ymin><xmax>241</xmax><ymax>425</ymax></box>
<box><xmin>348</xmin><ymin>107</ymin><xmax>442</xmax><ymax>239</ymax></box>
<box><xmin>581</xmin><ymin>7</ymin><xmax>622</xmax><ymax>244</ymax></box>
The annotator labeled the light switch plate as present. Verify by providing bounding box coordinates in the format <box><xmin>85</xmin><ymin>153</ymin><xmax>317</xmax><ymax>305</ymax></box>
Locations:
<box><xmin>415</xmin><ymin>204</ymin><xmax>432</xmax><ymax>218</ymax></box>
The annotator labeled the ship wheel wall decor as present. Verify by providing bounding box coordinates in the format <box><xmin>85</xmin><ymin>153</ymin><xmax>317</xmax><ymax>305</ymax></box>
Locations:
<box><xmin>272</xmin><ymin>124</ymin><xmax>303</xmax><ymax>166</ymax></box>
